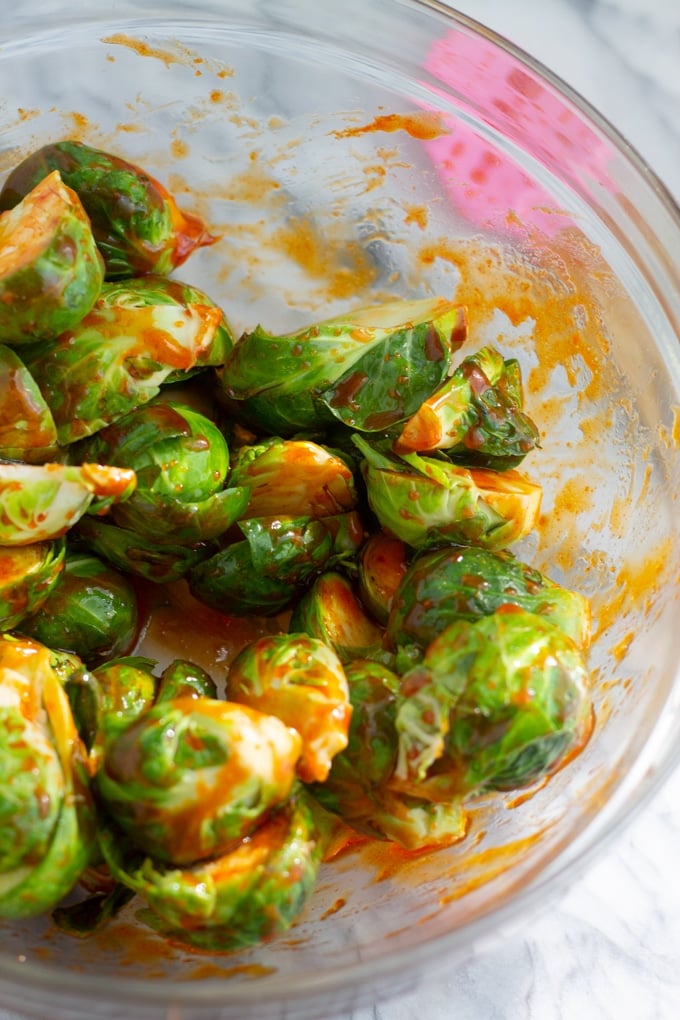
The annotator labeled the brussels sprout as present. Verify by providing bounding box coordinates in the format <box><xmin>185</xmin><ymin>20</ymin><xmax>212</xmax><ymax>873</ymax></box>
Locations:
<box><xmin>188</xmin><ymin>516</ymin><xmax>336</xmax><ymax>616</ymax></box>
<box><xmin>229</xmin><ymin>438</ymin><xmax>358</xmax><ymax>518</ymax></box>
<box><xmin>18</xmin><ymin>550</ymin><xmax>138</xmax><ymax>665</ymax></box>
<box><xmin>0</xmin><ymin>461</ymin><xmax>136</xmax><ymax>546</ymax></box>
<box><xmin>155</xmin><ymin>659</ymin><xmax>218</xmax><ymax>703</ymax></box>
<box><xmin>0</xmin><ymin>539</ymin><xmax>65</xmax><ymax>630</ymax></box>
<box><xmin>353</xmin><ymin>435</ymin><xmax>542</xmax><ymax>550</ymax></box>
<box><xmin>21</xmin><ymin>283</ymin><xmax>226</xmax><ymax>446</ymax></box>
<box><xmin>0</xmin><ymin>633</ymin><xmax>95</xmax><ymax>918</ymax></box>
<box><xmin>395</xmin><ymin>607</ymin><xmax>592</xmax><ymax>796</ymax></box>
<box><xmin>76</xmin><ymin>402</ymin><xmax>249</xmax><ymax>544</ymax></box>
<box><xmin>226</xmin><ymin>633</ymin><xmax>351</xmax><ymax>783</ymax></box>
<box><xmin>65</xmin><ymin>656</ymin><xmax>216</xmax><ymax>774</ymax></box>
<box><xmin>65</xmin><ymin>655</ymin><xmax>158</xmax><ymax>766</ymax></box>
<box><xmin>0</xmin><ymin>140</ymin><xmax>214</xmax><ymax>278</ymax></box>
<box><xmin>386</xmin><ymin>545</ymin><xmax>591</xmax><ymax>653</ymax></box>
<box><xmin>395</xmin><ymin>345</ymin><xmax>540</xmax><ymax>468</ymax></box>
<box><xmin>335</xmin><ymin>658</ymin><xmax>402</xmax><ymax>789</ymax></box>
<box><xmin>311</xmin><ymin>659</ymin><xmax>468</xmax><ymax>850</ymax></box>
<box><xmin>73</xmin><ymin>515</ymin><xmax>216</xmax><ymax>584</ymax></box>
<box><xmin>0</xmin><ymin>344</ymin><xmax>58</xmax><ymax>462</ymax></box>
<box><xmin>96</xmin><ymin>275</ymin><xmax>234</xmax><ymax>370</ymax></box>
<box><xmin>218</xmin><ymin>298</ymin><xmax>467</xmax><ymax>435</ymax></box>
<box><xmin>289</xmin><ymin>571</ymin><xmax>384</xmax><ymax>664</ymax></box>
<box><xmin>357</xmin><ymin>531</ymin><xmax>409</xmax><ymax>625</ymax></box>
<box><xmin>97</xmin><ymin>696</ymin><xmax>302</xmax><ymax>866</ymax></box>
<box><xmin>99</xmin><ymin>784</ymin><xmax>322</xmax><ymax>951</ymax></box>
<box><xmin>0</xmin><ymin>171</ymin><xmax>104</xmax><ymax>344</ymax></box>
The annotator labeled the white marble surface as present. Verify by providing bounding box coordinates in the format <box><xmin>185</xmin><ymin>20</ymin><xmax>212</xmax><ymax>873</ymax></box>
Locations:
<box><xmin>344</xmin><ymin>2</ymin><xmax>680</xmax><ymax>1019</ymax></box>
<box><xmin>0</xmin><ymin>3</ymin><xmax>678</xmax><ymax>1020</ymax></box>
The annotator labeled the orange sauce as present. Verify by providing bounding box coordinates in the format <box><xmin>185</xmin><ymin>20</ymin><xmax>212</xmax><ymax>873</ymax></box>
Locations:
<box><xmin>593</xmin><ymin>537</ymin><xmax>675</xmax><ymax>640</ymax></box>
<box><xmin>101</xmin><ymin>34</ymin><xmax>200</xmax><ymax>70</ymax></box>
<box><xmin>271</xmin><ymin>217</ymin><xmax>380</xmax><ymax>301</ymax></box>
<box><xmin>331</xmin><ymin>112</ymin><xmax>449</xmax><ymax>141</ymax></box>
<box><xmin>320</xmin><ymin>897</ymin><xmax>347</xmax><ymax>920</ymax></box>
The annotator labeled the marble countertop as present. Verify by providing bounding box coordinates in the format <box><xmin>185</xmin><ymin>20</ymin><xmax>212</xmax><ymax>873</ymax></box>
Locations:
<box><xmin>348</xmin><ymin>2</ymin><xmax>680</xmax><ymax>1019</ymax></box>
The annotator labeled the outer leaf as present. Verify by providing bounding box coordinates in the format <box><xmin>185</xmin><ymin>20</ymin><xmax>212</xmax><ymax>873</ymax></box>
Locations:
<box><xmin>188</xmin><ymin>516</ymin><xmax>335</xmax><ymax>617</ymax></box>
<box><xmin>219</xmin><ymin>298</ymin><xmax>466</xmax><ymax>434</ymax></box>
<box><xmin>310</xmin><ymin>658</ymin><xmax>468</xmax><ymax>850</ymax></box>
<box><xmin>65</xmin><ymin>656</ymin><xmax>158</xmax><ymax>768</ymax></box>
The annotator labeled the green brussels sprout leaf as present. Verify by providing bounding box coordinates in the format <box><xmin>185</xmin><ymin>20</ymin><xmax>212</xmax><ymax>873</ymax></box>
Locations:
<box><xmin>0</xmin><ymin>171</ymin><xmax>104</xmax><ymax>344</ymax></box>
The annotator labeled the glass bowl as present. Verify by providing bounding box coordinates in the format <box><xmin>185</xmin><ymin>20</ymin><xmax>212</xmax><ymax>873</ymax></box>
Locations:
<box><xmin>1</xmin><ymin>2</ymin><xmax>680</xmax><ymax>1018</ymax></box>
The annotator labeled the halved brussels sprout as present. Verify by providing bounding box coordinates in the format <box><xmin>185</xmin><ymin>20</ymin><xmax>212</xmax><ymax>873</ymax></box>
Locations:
<box><xmin>0</xmin><ymin>633</ymin><xmax>95</xmax><ymax>918</ymax></box>
<box><xmin>353</xmin><ymin>435</ymin><xmax>542</xmax><ymax>550</ymax></box>
<box><xmin>76</xmin><ymin>402</ymin><xmax>248</xmax><ymax>544</ymax></box>
<box><xmin>395</xmin><ymin>607</ymin><xmax>592</xmax><ymax>796</ymax></box>
<box><xmin>0</xmin><ymin>344</ymin><xmax>58</xmax><ymax>462</ymax></box>
<box><xmin>0</xmin><ymin>140</ymin><xmax>215</xmax><ymax>278</ymax></box>
<box><xmin>96</xmin><ymin>275</ymin><xmax>234</xmax><ymax>370</ymax></box>
<box><xmin>17</xmin><ymin>550</ymin><xmax>138</xmax><ymax>666</ymax></box>
<box><xmin>226</xmin><ymin>633</ymin><xmax>351</xmax><ymax>783</ymax></box>
<box><xmin>0</xmin><ymin>461</ymin><xmax>136</xmax><ymax>546</ymax></box>
<box><xmin>395</xmin><ymin>345</ymin><xmax>540</xmax><ymax>469</ymax></box>
<box><xmin>357</xmin><ymin>531</ymin><xmax>409</xmax><ymax>625</ymax></box>
<box><xmin>386</xmin><ymin>544</ymin><xmax>591</xmax><ymax>653</ymax></box>
<box><xmin>218</xmin><ymin>298</ymin><xmax>466</xmax><ymax>435</ymax></box>
<box><xmin>0</xmin><ymin>539</ymin><xmax>65</xmax><ymax>631</ymax></box>
<box><xmin>99</xmin><ymin>784</ymin><xmax>322</xmax><ymax>951</ymax></box>
<box><xmin>97</xmin><ymin>696</ymin><xmax>302</xmax><ymax>866</ymax></box>
<box><xmin>0</xmin><ymin>171</ymin><xmax>104</xmax><ymax>344</ymax></box>
<box><xmin>289</xmin><ymin>571</ymin><xmax>384</xmax><ymax>663</ymax></box>
<box><xmin>311</xmin><ymin>659</ymin><xmax>468</xmax><ymax>850</ymax></box>
<box><xmin>22</xmin><ymin>284</ymin><xmax>225</xmax><ymax>446</ymax></box>
<box><xmin>188</xmin><ymin>516</ymin><xmax>336</xmax><ymax>616</ymax></box>
<box><xmin>229</xmin><ymin>438</ymin><xmax>358</xmax><ymax>518</ymax></box>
